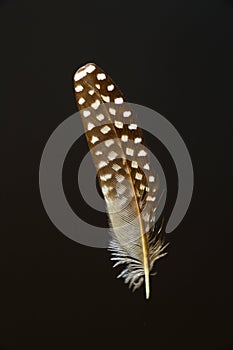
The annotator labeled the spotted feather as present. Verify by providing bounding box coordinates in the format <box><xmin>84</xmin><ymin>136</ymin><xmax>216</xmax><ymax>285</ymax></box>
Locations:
<box><xmin>73</xmin><ymin>63</ymin><xmax>167</xmax><ymax>299</ymax></box>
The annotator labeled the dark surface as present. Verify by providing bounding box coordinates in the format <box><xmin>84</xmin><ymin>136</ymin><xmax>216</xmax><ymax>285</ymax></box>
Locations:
<box><xmin>1</xmin><ymin>0</ymin><xmax>233</xmax><ymax>349</ymax></box>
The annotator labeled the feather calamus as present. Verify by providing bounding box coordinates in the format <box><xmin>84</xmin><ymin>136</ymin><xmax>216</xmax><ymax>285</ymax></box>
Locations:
<box><xmin>73</xmin><ymin>63</ymin><xmax>168</xmax><ymax>299</ymax></box>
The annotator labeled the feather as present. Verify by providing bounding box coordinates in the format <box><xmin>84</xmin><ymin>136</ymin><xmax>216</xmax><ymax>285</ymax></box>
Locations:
<box><xmin>73</xmin><ymin>63</ymin><xmax>168</xmax><ymax>299</ymax></box>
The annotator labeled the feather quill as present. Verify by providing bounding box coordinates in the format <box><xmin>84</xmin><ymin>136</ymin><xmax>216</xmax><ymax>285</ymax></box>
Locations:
<box><xmin>73</xmin><ymin>63</ymin><xmax>168</xmax><ymax>299</ymax></box>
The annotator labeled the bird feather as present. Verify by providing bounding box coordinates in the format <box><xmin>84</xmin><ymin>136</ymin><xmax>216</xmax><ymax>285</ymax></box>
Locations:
<box><xmin>73</xmin><ymin>63</ymin><xmax>168</xmax><ymax>299</ymax></box>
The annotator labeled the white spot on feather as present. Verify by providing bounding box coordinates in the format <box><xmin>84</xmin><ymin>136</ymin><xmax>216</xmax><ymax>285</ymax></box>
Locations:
<box><xmin>75</xmin><ymin>85</ymin><xmax>83</xmax><ymax>92</ymax></box>
<box><xmin>74</xmin><ymin>70</ymin><xmax>86</xmax><ymax>81</ymax></box>
<box><xmin>146</xmin><ymin>196</ymin><xmax>156</xmax><ymax>202</ymax></box>
<box><xmin>109</xmin><ymin>107</ymin><xmax>116</xmax><ymax>115</ymax></box>
<box><xmin>121</xmin><ymin>135</ymin><xmax>128</xmax><ymax>142</ymax></box>
<box><xmin>96</xmin><ymin>113</ymin><xmax>104</xmax><ymax>121</ymax></box>
<box><xmin>123</xmin><ymin>111</ymin><xmax>131</xmax><ymax>117</ymax></box>
<box><xmin>78</xmin><ymin>97</ymin><xmax>85</xmax><ymax>105</ymax></box>
<box><xmin>91</xmin><ymin>136</ymin><xmax>99</xmax><ymax>144</ymax></box>
<box><xmin>102</xmin><ymin>95</ymin><xmax>110</xmax><ymax>102</ymax></box>
<box><xmin>100</xmin><ymin>174</ymin><xmax>112</xmax><ymax>181</ymax></box>
<box><xmin>135</xmin><ymin>172</ymin><xmax>143</xmax><ymax>180</ymax></box>
<box><xmin>112</xmin><ymin>164</ymin><xmax>121</xmax><ymax>172</ymax></box>
<box><xmin>98</xmin><ymin>161</ymin><xmax>108</xmax><ymax>169</ymax></box>
<box><xmin>128</xmin><ymin>123</ymin><xmax>137</xmax><ymax>130</ymax></box>
<box><xmin>91</xmin><ymin>99</ymin><xmax>100</xmax><ymax>110</ymax></box>
<box><xmin>143</xmin><ymin>163</ymin><xmax>150</xmax><ymax>170</ymax></box>
<box><xmin>100</xmin><ymin>125</ymin><xmax>111</xmax><ymax>134</ymax></box>
<box><xmin>131</xmin><ymin>161</ymin><xmax>138</xmax><ymax>168</ymax></box>
<box><xmin>97</xmin><ymin>73</ymin><xmax>106</xmax><ymax>80</ymax></box>
<box><xmin>115</xmin><ymin>97</ymin><xmax>124</xmax><ymax>104</ymax></box>
<box><xmin>107</xmin><ymin>84</ymin><xmax>114</xmax><ymax>91</ymax></box>
<box><xmin>85</xmin><ymin>64</ymin><xmax>96</xmax><ymax>73</ymax></box>
<box><xmin>105</xmin><ymin>139</ymin><xmax>114</xmax><ymax>147</ymax></box>
<box><xmin>126</xmin><ymin>147</ymin><xmax>134</xmax><ymax>156</ymax></box>
<box><xmin>138</xmin><ymin>150</ymin><xmax>147</xmax><ymax>156</ymax></box>
<box><xmin>114</xmin><ymin>121</ymin><xmax>123</xmax><ymax>129</ymax></box>
<box><xmin>87</xmin><ymin>122</ymin><xmax>95</xmax><ymax>131</ymax></box>
<box><xmin>83</xmin><ymin>110</ymin><xmax>90</xmax><ymax>117</ymax></box>
<box><xmin>108</xmin><ymin>151</ymin><xmax>118</xmax><ymax>161</ymax></box>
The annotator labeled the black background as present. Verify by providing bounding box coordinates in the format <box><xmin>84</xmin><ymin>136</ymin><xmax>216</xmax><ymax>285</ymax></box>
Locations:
<box><xmin>1</xmin><ymin>0</ymin><xmax>233</xmax><ymax>349</ymax></box>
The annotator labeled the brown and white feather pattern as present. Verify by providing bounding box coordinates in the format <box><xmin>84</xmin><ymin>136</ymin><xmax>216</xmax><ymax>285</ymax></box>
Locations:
<box><xmin>73</xmin><ymin>63</ymin><xmax>168</xmax><ymax>299</ymax></box>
